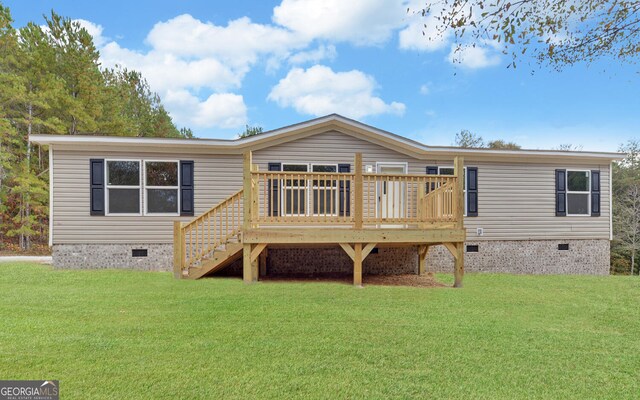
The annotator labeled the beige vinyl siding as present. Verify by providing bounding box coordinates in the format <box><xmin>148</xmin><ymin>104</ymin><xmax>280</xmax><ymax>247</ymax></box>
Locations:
<box><xmin>51</xmin><ymin>129</ymin><xmax>612</xmax><ymax>244</ymax></box>
<box><xmin>427</xmin><ymin>161</ymin><xmax>611</xmax><ymax>241</ymax></box>
<box><xmin>53</xmin><ymin>149</ymin><xmax>243</xmax><ymax>244</ymax></box>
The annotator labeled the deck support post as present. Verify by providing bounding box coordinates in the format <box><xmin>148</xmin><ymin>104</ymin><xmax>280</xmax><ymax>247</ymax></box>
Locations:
<box><xmin>173</xmin><ymin>221</ymin><xmax>183</xmax><ymax>279</ymax></box>
<box><xmin>453</xmin><ymin>156</ymin><xmax>465</xmax><ymax>288</ymax></box>
<box><xmin>354</xmin><ymin>243</ymin><xmax>363</xmax><ymax>287</ymax></box>
<box><xmin>242</xmin><ymin>151</ymin><xmax>257</xmax><ymax>284</ymax></box>
<box><xmin>418</xmin><ymin>245</ymin><xmax>429</xmax><ymax>275</ymax></box>
<box><xmin>259</xmin><ymin>247</ymin><xmax>268</xmax><ymax>277</ymax></box>
<box><xmin>243</xmin><ymin>244</ymin><xmax>258</xmax><ymax>283</ymax></box>
<box><xmin>453</xmin><ymin>242</ymin><xmax>464</xmax><ymax>288</ymax></box>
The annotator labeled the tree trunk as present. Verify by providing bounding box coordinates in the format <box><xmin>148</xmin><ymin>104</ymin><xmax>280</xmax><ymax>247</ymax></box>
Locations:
<box><xmin>632</xmin><ymin>251</ymin><xmax>636</xmax><ymax>276</ymax></box>
<box><xmin>24</xmin><ymin>101</ymin><xmax>33</xmax><ymax>251</ymax></box>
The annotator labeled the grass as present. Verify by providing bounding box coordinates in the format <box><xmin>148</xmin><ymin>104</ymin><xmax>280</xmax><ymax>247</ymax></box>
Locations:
<box><xmin>0</xmin><ymin>263</ymin><xmax>639</xmax><ymax>399</ymax></box>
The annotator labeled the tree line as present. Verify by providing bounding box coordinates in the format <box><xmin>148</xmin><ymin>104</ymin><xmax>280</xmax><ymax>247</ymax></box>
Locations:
<box><xmin>0</xmin><ymin>5</ymin><xmax>193</xmax><ymax>252</ymax></box>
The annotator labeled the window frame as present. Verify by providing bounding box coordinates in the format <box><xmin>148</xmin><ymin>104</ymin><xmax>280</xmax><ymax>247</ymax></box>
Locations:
<box><xmin>104</xmin><ymin>159</ymin><xmax>142</xmax><ymax>216</ymax></box>
<box><xmin>565</xmin><ymin>169</ymin><xmax>591</xmax><ymax>217</ymax></box>
<box><xmin>310</xmin><ymin>163</ymin><xmax>339</xmax><ymax>217</ymax></box>
<box><xmin>281</xmin><ymin>163</ymin><xmax>309</xmax><ymax>217</ymax></box>
<box><xmin>438</xmin><ymin>166</ymin><xmax>468</xmax><ymax>217</ymax></box>
<box><xmin>143</xmin><ymin>160</ymin><xmax>181</xmax><ymax>216</ymax></box>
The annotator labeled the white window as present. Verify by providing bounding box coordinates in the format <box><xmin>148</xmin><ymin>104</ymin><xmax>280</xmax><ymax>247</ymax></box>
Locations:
<box><xmin>282</xmin><ymin>164</ymin><xmax>308</xmax><ymax>216</ymax></box>
<box><xmin>144</xmin><ymin>161</ymin><xmax>180</xmax><ymax>215</ymax></box>
<box><xmin>438</xmin><ymin>166</ymin><xmax>467</xmax><ymax>216</ymax></box>
<box><xmin>566</xmin><ymin>170</ymin><xmax>590</xmax><ymax>216</ymax></box>
<box><xmin>106</xmin><ymin>160</ymin><xmax>141</xmax><ymax>215</ymax></box>
<box><xmin>280</xmin><ymin>163</ymin><xmax>339</xmax><ymax>216</ymax></box>
<box><xmin>311</xmin><ymin>164</ymin><xmax>338</xmax><ymax>216</ymax></box>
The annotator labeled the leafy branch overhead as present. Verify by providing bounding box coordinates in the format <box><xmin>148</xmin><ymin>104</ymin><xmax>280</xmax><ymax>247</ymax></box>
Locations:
<box><xmin>413</xmin><ymin>0</ymin><xmax>640</xmax><ymax>69</ymax></box>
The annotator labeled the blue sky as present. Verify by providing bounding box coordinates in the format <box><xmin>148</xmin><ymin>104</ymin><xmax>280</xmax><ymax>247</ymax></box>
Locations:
<box><xmin>6</xmin><ymin>0</ymin><xmax>639</xmax><ymax>151</ymax></box>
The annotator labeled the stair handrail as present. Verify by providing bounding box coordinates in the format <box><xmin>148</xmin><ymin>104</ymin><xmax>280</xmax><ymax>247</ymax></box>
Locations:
<box><xmin>177</xmin><ymin>189</ymin><xmax>244</xmax><ymax>273</ymax></box>
<box><xmin>422</xmin><ymin>180</ymin><xmax>457</xmax><ymax>222</ymax></box>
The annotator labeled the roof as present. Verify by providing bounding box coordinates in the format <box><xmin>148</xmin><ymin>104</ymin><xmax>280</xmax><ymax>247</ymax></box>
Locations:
<box><xmin>29</xmin><ymin>114</ymin><xmax>624</xmax><ymax>161</ymax></box>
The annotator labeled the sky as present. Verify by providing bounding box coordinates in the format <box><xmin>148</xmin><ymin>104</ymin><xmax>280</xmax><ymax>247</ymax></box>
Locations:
<box><xmin>6</xmin><ymin>0</ymin><xmax>640</xmax><ymax>151</ymax></box>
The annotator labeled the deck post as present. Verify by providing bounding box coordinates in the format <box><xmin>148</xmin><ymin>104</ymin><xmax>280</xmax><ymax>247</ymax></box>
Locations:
<box><xmin>354</xmin><ymin>243</ymin><xmax>363</xmax><ymax>286</ymax></box>
<box><xmin>453</xmin><ymin>242</ymin><xmax>464</xmax><ymax>288</ymax></box>
<box><xmin>453</xmin><ymin>156</ymin><xmax>465</xmax><ymax>287</ymax></box>
<box><xmin>173</xmin><ymin>221</ymin><xmax>183</xmax><ymax>279</ymax></box>
<box><xmin>453</xmin><ymin>156</ymin><xmax>464</xmax><ymax>230</ymax></box>
<box><xmin>354</xmin><ymin>153</ymin><xmax>363</xmax><ymax>229</ymax></box>
<box><xmin>418</xmin><ymin>245</ymin><xmax>429</xmax><ymax>275</ymax></box>
<box><xmin>242</xmin><ymin>151</ymin><xmax>257</xmax><ymax>283</ymax></box>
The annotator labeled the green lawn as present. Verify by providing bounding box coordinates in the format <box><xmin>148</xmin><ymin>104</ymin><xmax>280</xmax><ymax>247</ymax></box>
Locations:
<box><xmin>1</xmin><ymin>263</ymin><xmax>639</xmax><ymax>399</ymax></box>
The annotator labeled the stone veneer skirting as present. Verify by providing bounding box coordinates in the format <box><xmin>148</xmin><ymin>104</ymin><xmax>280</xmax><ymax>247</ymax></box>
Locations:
<box><xmin>53</xmin><ymin>244</ymin><xmax>173</xmax><ymax>271</ymax></box>
<box><xmin>52</xmin><ymin>239</ymin><xmax>610</xmax><ymax>275</ymax></box>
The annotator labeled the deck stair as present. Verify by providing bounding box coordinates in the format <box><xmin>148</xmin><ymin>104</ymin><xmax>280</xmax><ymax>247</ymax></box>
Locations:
<box><xmin>174</xmin><ymin>189</ymin><xmax>244</xmax><ymax>279</ymax></box>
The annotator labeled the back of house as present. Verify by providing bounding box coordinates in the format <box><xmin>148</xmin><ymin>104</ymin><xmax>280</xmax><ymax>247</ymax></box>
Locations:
<box><xmin>30</xmin><ymin>114</ymin><xmax>622</xmax><ymax>277</ymax></box>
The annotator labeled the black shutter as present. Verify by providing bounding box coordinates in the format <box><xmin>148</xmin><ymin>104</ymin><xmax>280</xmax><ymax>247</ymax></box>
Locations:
<box><xmin>467</xmin><ymin>167</ymin><xmax>478</xmax><ymax>217</ymax></box>
<box><xmin>90</xmin><ymin>159</ymin><xmax>105</xmax><ymax>216</ymax></box>
<box><xmin>180</xmin><ymin>161</ymin><xmax>194</xmax><ymax>216</ymax></box>
<box><xmin>426</xmin><ymin>166</ymin><xmax>438</xmax><ymax>193</ymax></box>
<box><xmin>338</xmin><ymin>163</ymin><xmax>351</xmax><ymax>216</ymax></box>
<box><xmin>591</xmin><ymin>170</ymin><xmax>601</xmax><ymax>217</ymax></box>
<box><xmin>268</xmin><ymin>163</ymin><xmax>281</xmax><ymax>216</ymax></box>
<box><xmin>555</xmin><ymin>169</ymin><xmax>566</xmax><ymax>216</ymax></box>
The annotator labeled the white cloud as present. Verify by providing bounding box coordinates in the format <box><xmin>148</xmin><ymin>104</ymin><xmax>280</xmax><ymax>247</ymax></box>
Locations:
<box><xmin>448</xmin><ymin>44</ymin><xmax>501</xmax><ymax>69</ymax></box>
<box><xmin>163</xmin><ymin>90</ymin><xmax>247</xmax><ymax>129</ymax></box>
<box><xmin>75</xmin><ymin>19</ymin><xmax>108</xmax><ymax>47</ymax></box>
<box><xmin>93</xmin><ymin>13</ymin><xmax>314</xmax><ymax>130</ymax></box>
<box><xmin>419</xmin><ymin>84</ymin><xmax>430</xmax><ymax>95</ymax></box>
<box><xmin>146</xmin><ymin>14</ymin><xmax>307</xmax><ymax>67</ymax></box>
<box><xmin>100</xmin><ymin>42</ymin><xmax>242</xmax><ymax>92</ymax></box>
<box><xmin>288</xmin><ymin>44</ymin><xmax>337</xmax><ymax>64</ymax></box>
<box><xmin>268</xmin><ymin>65</ymin><xmax>405</xmax><ymax>119</ymax></box>
<box><xmin>273</xmin><ymin>0</ymin><xmax>408</xmax><ymax>45</ymax></box>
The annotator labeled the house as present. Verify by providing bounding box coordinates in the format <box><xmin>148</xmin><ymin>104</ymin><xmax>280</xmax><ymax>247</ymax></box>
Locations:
<box><xmin>30</xmin><ymin>114</ymin><xmax>623</xmax><ymax>286</ymax></box>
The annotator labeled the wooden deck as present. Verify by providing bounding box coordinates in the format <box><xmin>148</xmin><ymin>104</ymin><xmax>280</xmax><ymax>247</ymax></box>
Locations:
<box><xmin>174</xmin><ymin>152</ymin><xmax>466</xmax><ymax>287</ymax></box>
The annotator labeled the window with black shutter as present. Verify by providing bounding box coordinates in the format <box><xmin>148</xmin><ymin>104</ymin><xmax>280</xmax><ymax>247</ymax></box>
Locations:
<box><xmin>90</xmin><ymin>159</ymin><xmax>105</xmax><ymax>216</ymax></box>
<box><xmin>591</xmin><ymin>170</ymin><xmax>601</xmax><ymax>216</ymax></box>
<box><xmin>179</xmin><ymin>161</ymin><xmax>194</xmax><ymax>216</ymax></box>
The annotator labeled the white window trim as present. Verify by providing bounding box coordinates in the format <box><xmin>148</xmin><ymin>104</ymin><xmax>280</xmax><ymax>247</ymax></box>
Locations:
<box><xmin>279</xmin><ymin>162</ymin><xmax>341</xmax><ymax>217</ymax></box>
<box><xmin>438</xmin><ymin>166</ymin><xmax>468</xmax><ymax>217</ymax></box>
<box><xmin>310</xmin><ymin>163</ymin><xmax>339</xmax><ymax>217</ymax></box>
<box><xmin>105</xmin><ymin>159</ymin><xmax>142</xmax><ymax>216</ymax></box>
<box><xmin>565</xmin><ymin>169</ymin><xmax>591</xmax><ymax>217</ymax></box>
<box><xmin>143</xmin><ymin>160</ymin><xmax>181</xmax><ymax>216</ymax></box>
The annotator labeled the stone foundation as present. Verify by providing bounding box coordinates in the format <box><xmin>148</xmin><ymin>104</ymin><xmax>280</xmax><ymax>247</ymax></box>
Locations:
<box><xmin>53</xmin><ymin>244</ymin><xmax>173</xmax><ymax>271</ymax></box>
<box><xmin>52</xmin><ymin>239</ymin><xmax>610</xmax><ymax>275</ymax></box>
<box><xmin>426</xmin><ymin>239</ymin><xmax>610</xmax><ymax>275</ymax></box>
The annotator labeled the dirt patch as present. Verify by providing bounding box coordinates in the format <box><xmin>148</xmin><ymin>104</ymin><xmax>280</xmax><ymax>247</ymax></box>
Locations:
<box><xmin>261</xmin><ymin>273</ymin><xmax>446</xmax><ymax>288</ymax></box>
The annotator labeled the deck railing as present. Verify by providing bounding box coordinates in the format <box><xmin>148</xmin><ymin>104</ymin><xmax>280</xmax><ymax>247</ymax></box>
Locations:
<box><xmin>245</xmin><ymin>152</ymin><xmax>464</xmax><ymax>229</ymax></box>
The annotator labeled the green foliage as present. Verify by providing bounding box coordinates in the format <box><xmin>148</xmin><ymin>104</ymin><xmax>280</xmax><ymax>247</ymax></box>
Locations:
<box><xmin>454</xmin><ymin>129</ymin><xmax>484</xmax><ymax>147</ymax></box>
<box><xmin>414</xmin><ymin>0</ymin><xmax>640</xmax><ymax>70</ymax></box>
<box><xmin>238</xmin><ymin>124</ymin><xmax>264</xmax><ymax>138</ymax></box>
<box><xmin>487</xmin><ymin>139</ymin><xmax>521</xmax><ymax>149</ymax></box>
<box><xmin>455</xmin><ymin>130</ymin><xmax>521</xmax><ymax>149</ymax></box>
<box><xmin>611</xmin><ymin>140</ymin><xmax>640</xmax><ymax>275</ymax></box>
<box><xmin>1</xmin><ymin>264</ymin><xmax>639</xmax><ymax>398</ymax></box>
<box><xmin>0</xmin><ymin>4</ymin><xmax>193</xmax><ymax>250</ymax></box>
